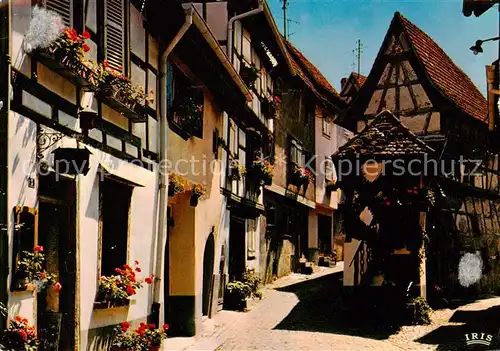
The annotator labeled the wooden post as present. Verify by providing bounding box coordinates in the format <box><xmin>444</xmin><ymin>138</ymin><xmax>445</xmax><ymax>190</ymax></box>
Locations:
<box><xmin>419</xmin><ymin>210</ymin><xmax>427</xmax><ymax>299</ymax></box>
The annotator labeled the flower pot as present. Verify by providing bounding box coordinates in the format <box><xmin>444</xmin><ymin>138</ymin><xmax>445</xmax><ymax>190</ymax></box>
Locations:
<box><xmin>190</xmin><ymin>194</ymin><xmax>199</xmax><ymax>207</ymax></box>
<box><xmin>168</xmin><ymin>186</ymin><xmax>176</xmax><ymax>197</ymax></box>
<box><xmin>149</xmin><ymin>346</ymin><xmax>161</xmax><ymax>351</ymax></box>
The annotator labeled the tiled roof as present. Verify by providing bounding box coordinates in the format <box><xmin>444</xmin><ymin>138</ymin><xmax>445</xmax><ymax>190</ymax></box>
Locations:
<box><xmin>332</xmin><ymin>110</ymin><xmax>434</xmax><ymax>159</ymax></box>
<box><xmin>352</xmin><ymin>72</ymin><xmax>367</xmax><ymax>87</ymax></box>
<box><xmin>283</xmin><ymin>39</ymin><xmax>343</xmax><ymax>108</ymax></box>
<box><xmin>396</xmin><ymin>12</ymin><xmax>488</xmax><ymax>123</ymax></box>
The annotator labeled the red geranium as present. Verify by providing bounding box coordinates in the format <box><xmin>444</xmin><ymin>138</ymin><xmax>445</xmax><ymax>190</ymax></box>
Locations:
<box><xmin>120</xmin><ymin>321</ymin><xmax>130</xmax><ymax>332</ymax></box>
<box><xmin>33</xmin><ymin>245</ymin><xmax>43</xmax><ymax>253</ymax></box>
<box><xmin>82</xmin><ymin>44</ymin><xmax>90</xmax><ymax>53</ymax></box>
<box><xmin>145</xmin><ymin>277</ymin><xmax>153</xmax><ymax>284</ymax></box>
<box><xmin>82</xmin><ymin>30</ymin><xmax>91</xmax><ymax>39</ymax></box>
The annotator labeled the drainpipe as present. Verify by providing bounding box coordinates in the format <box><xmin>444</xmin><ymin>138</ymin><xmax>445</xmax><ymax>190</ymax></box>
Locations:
<box><xmin>153</xmin><ymin>6</ymin><xmax>193</xmax><ymax>324</ymax></box>
<box><xmin>0</xmin><ymin>0</ymin><xmax>10</xmax><ymax>334</ymax></box>
<box><xmin>227</xmin><ymin>0</ymin><xmax>264</xmax><ymax>63</ymax></box>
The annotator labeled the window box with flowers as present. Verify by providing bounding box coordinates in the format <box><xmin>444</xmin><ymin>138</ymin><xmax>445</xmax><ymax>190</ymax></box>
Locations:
<box><xmin>190</xmin><ymin>184</ymin><xmax>207</xmax><ymax>207</ymax></box>
<box><xmin>239</xmin><ymin>64</ymin><xmax>260</xmax><ymax>89</ymax></box>
<box><xmin>230</xmin><ymin>162</ymin><xmax>246</xmax><ymax>181</ymax></box>
<box><xmin>13</xmin><ymin>245</ymin><xmax>61</xmax><ymax>293</ymax></box>
<box><xmin>168</xmin><ymin>173</ymin><xmax>189</xmax><ymax>197</ymax></box>
<box><xmin>94</xmin><ymin>261</ymin><xmax>154</xmax><ymax>309</ymax></box>
<box><xmin>292</xmin><ymin>165</ymin><xmax>314</xmax><ymax>192</ymax></box>
<box><xmin>246</xmin><ymin>158</ymin><xmax>274</xmax><ymax>186</ymax></box>
<box><xmin>96</xmin><ymin>61</ymin><xmax>153</xmax><ymax>123</ymax></box>
<box><xmin>261</xmin><ymin>95</ymin><xmax>281</xmax><ymax>119</ymax></box>
<box><xmin>111</xmin><ymin>322</ymin><xmax>169</xmax><ymax>351</ymax></box>
<box><xmin>24</xmin><ymin>7</ymin><xmax>101</xmax><ymax>90</ymax></box>
<box><xmin>1</xmin><ymin>315</ymin><xmax>39</xmax><ymax>351</ymax></box>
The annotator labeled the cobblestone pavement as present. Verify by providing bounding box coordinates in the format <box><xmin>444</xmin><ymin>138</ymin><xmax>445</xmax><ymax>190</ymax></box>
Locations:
<box><xmin>168</xmin><ymin>264</ymin><xmax>500</xmax><ymax>350</ymax></box>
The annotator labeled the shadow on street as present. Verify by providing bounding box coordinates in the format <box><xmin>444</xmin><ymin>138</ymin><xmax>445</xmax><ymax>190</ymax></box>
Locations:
<box><xmin>273</xmin><ymin>271</ymin><xmax>400</xmax><ymax>340</ymax></box>
<box><xmin>415</xmin><ymin>305</ymin><xmax>500</xmax><ymax>351</ymax></box>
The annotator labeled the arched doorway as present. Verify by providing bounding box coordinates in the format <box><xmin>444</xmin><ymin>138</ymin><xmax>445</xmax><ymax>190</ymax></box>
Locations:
<box><xmin>202</xmin><ymin>233</ymin><xmax>215</xmax><ymax>316</ymax></box>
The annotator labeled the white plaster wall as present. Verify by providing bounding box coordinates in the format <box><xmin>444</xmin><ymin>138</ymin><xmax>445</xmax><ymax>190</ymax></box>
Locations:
<box><xmin>79</xmin><ymin>147</ymin><xmax>157</xmax><ymax>350</ymax></box>
<box><xmin>7</xmin><ymin>111</ymin><xmax>38</xmax><ymax>325</ymax></box>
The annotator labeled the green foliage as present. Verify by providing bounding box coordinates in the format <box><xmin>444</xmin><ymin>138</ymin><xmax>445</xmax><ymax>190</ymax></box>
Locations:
<box><xmin>17</xmin><ymin>246</ymin><xmax>57</xmax><ymax>291</ymax></box>
<box><xmin>112</xmin><ymin>322</ymin><xmax>169</xmax><ymax>350</ymax></box>
<box><xmin>226</xmin><ymin>281</ymin><xmax>251</xmax><ymax>303</ymax></box>
<box><xmin>412</xmin><ymin>297</ymin><xmax>433</xmax><ymax>325</ymax></box>
<box><xmin>247</xmin><ymin>158</ymin><xmax>274</xmax><ymax>186</ymax></box>
<box><xmin>242</xmin><ymin>268</ymin><xmax>262</xmax><ymax>300</ymax></box>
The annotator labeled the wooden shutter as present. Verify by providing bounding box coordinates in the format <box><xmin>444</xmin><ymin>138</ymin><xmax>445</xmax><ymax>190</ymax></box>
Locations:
<box><xmin>46</xmin><ymin>0</ymin><xmax>72</xmax><ymax>27</ymax></box>
<box><xmin>105</xmin><ymin>0</ymin><xmax>125</xmax><ymax>72</ymax></box>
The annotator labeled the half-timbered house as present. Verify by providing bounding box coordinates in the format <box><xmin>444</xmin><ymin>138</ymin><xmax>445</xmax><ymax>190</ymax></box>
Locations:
<box><xmin>337</xmin><ymin>12</ymin><xmax>500</xmax><ymax>306</ymax></box>
<box><xmin>0</xmin><ymin>0</ymin><xmax>256</xmax><ymax>347</ymax></box>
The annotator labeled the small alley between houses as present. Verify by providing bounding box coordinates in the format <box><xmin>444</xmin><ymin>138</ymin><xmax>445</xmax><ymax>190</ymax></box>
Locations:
<box><xmin>167</xmin><ymin>265</ymin><xmax>500</xmax><ymax>351</ymax></box>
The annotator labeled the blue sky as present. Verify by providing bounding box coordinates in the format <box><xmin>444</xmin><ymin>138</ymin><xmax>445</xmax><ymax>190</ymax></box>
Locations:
<box><xmin>268</xmin><ymin>0</ymin><xmax>499</xmax><ymax>95</ymax></box>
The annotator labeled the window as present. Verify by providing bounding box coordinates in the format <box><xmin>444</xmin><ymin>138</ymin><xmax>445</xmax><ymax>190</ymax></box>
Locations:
<box><xmin>227</xmin><ymin>119</ymin><xmax>247</xmax><ymax>197</ymax></box>
<box><xmin>322</xmin><ymin>115</ymin><xmax>331</xmax><ymax>137</ymax></box>
<box><xmin>11</xmin><ymin>207</ymin><xmax>37</xmax><ymax>291</ymax></box>
<box><xmin>100</xmin><ymin>178</ymin><xmax>132</xmax><ymax>277</ymax></box>
<box><xmin>247</xmin><ymin>219</ymin><xmax>257</xmax><ymax>259</ymax></box>
<box><xmin>325</xmin><ymin>156</ymin><xmax>334</xmax><ymax>181</ymax></box>
<box><xmin>290</xmin><ymin>139</ymin><xmax>304</xmax><ymax>167</ymax></box>
<box><xmin>167</xmin><ymin>62</ymin><xmax>204</xmax><ymax>139</ymax></box>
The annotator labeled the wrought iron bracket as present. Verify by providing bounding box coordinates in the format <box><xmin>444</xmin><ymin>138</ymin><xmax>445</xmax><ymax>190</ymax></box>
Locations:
<box><xmin>36</xmin><ymin>129</ymin><xmax>83</xmax><ymax>161</ymax></box>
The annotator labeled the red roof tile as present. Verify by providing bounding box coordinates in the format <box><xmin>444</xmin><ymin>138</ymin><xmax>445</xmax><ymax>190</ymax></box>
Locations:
<box><xmin>352</xmin><ymin>72</ymin><xmax>367</xmax><ymax>87</ymax></box>
<box><xmin>396</xmin><ymin>12</ymin><xmax>488</xmax><ymax>123</ymax></box>
<box><xmin>283</xmin><ymin>39</ymin><xmax>343</xmax><ymax>109</ymax></box>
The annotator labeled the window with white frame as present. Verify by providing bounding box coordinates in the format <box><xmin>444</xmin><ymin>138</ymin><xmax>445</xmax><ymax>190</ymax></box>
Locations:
<box><xmin>247</xmin><ymin>218</ymin><xmax>257</xmax><ymax>259</ymax></box>
<box><xmin>322</xmin><ymin>115</ymin><xmax>331</xmax><ymax>137</ymax></box>
<box><xmin>324</xmin><ymin>156</ymin><xmax>334</xmax><ymax>181</ymax></box>
<box><xmin>290</xmin><ymin>139</ymin><xmax>305</xmax><ymax>168</ymax></box>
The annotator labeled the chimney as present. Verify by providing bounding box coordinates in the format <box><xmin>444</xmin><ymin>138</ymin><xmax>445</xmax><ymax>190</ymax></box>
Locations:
<box><xmin>486</xmin><ymin>63</ymin><xmax>497</xmax><ymax>131</ymax></box>
<box><xmin>340</xmin><ymin>78</ymin><xmax>348</xmax><ymax>92</ymax></box>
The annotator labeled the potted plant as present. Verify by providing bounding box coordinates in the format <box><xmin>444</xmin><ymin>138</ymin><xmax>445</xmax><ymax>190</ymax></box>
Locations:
<box><xmin>168</xmin><ymin>173</ymin><xmax>188</xmax><ymax>197</ymax></box>
<box><xmin>239</xmin><ymin>63</ymin><xmax>260</xmax><ymax>89</ymax></box>
<box><xmin>15</xmin><ymin>245</ymin><xmax>61</xmax><ymax>292</ymax></box>
<box><xmin>111</xmin><ymin>322</ymin><xmax>140</xmax><ymax>351</ymax></box>
<box><xmin>190</xmin><ymin>184</ymin><xmax>207</xmax><ymax>207</ymax></box>
<box><xmin>230</xmin><ymin>162</ymin><xmax>246</xmax><ymax>181</ymax></box>
<box><xmin>143</xmin><ymin>323</ymin><xmax>169</xmax><ymax>351</ymax></box>
<box><xmin>224</xmin><ymin>281</ymin><xmax>251</xmax><ymax>311</ymax></box>
<box><xmin>247</xmin><ymin>158</ymin><xmax>274</xmax><ymax>186</ymax></box>
<box><xmin>96</xmin><ymin>261</ymin><xmax>154</xmax><ymax>308</ymax></box>
<box><xmin>1</xmin><ymin>316</ymin><xmax>39</xmax><ymax>351</ymax></box>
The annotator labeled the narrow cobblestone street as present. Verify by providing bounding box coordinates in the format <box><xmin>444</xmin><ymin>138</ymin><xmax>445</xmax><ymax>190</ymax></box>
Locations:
<box><xmin>165</xmin><ymin>264</ymin><xmax>500</xmax><ymax>351</ymax></box>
